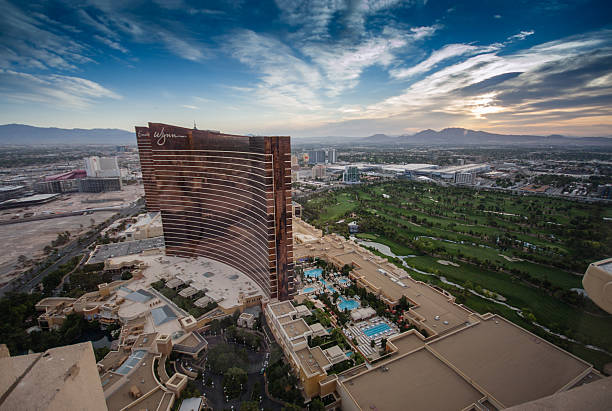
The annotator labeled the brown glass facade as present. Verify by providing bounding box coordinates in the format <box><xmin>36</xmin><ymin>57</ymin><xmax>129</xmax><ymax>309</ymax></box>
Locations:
<box><xmin>135</xmin><ymin>126</ymin><xmax>160</xmax><ymax>212</ymax></box>
<box><xmin>134</xmin><ymin>123</ymin><xmax>294</xmax><ymax>300</ymax></box>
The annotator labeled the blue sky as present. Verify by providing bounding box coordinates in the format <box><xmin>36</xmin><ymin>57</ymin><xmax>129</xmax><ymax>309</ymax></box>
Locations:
<box><xmin>0</xmin><ymin>0</ymin><xmax>610</xmax><ymax>137</ymax></box>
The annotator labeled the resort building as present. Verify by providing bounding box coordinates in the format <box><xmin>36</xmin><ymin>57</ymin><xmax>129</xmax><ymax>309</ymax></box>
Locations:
<box><xmin>265</xmin><ymin>300</ymin><xmax>347</xmax><ymax>401</ymax></box>
<box><xmin>134</xmin><ymin>123</ymin><xmax>295</xmax><ymax>301</ymax></box>
<box><xmin>0</xmin><ymin>342</ymin><xmax>107</xmax><ymax>411</ymax></box>
<box><xmin>291</xmin><ymin>217</ymin><xmax>608</xmax><ymax>409</ymax></box>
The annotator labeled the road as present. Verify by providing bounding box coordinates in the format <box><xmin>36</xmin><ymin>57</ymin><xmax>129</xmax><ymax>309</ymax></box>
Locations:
<box><xmin>0</xmin><ymin>200</ymin><xmax>144</xmax><ymax>297</ymax></box>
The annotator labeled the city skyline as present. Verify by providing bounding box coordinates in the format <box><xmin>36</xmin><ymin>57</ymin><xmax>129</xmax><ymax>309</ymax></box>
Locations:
<box><xmin>0</xmin><ymin>0</ymin><xmax>611</xmax><ymax>138</ymax></box>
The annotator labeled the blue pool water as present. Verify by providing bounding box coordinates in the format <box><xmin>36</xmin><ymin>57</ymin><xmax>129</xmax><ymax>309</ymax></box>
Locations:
<box><xmin>345</xmin><ymin>351</ymin><xmax>353</xmax><ymax>357</ymax></box>
<box><xmin>362</xmin><ymin>323</ymin><xmax>391</xmax><ymax>337</ymax></box>
<box><xmin>303</xmin><ymin>287</ymin><xmax>315</xmax><ymax>293</ymax></box>
<box><xmin>338</xmin><ymin>278</ymin><xmax>349</xmax><ymax>284</ymax></box>
<box><xmin>338</xmin><ymin>297</ymin><xmax>360</xmax><ymax>311</ymax></box>
<box><xmin>304</xmin><ymin>268</ymin><xmax>323</xmax><ymax>278</ymax></box>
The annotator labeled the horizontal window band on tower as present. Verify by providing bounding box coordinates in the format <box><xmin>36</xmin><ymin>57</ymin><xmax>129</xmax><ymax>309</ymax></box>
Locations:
<box><xmin>156</xmin><ymin>192</ymin><xmax>270</xmax><ymax>218</ymax></box>
<box><xmin>160</xmin><ymin>207</ymin><xmax>271</xmax><ymax>234</ymax></box>
<box><xmin>162</xmin><ymin>226</ymin><xmax>271</xmax><ymax>259</ymax></box>
<box><xmin>161</xmin><ymin>216</ymin><xmax>270</xmax><ymax>249</ymax></box>
<box><xmin>136</xmin><ymin>122</ymin><xmax>294</xmax><ymax>301</ymax></box>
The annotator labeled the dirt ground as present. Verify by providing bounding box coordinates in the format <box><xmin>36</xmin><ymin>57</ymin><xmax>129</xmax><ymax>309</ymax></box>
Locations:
<box><xmin>0</xmin><ymin>211</ymin><xmax>117</xmax><ymax>284</ymax></box>
<box><xmin>0</xmin><ymin>184</ymin><xmax>143</xmax><ymax>221</ymax></box>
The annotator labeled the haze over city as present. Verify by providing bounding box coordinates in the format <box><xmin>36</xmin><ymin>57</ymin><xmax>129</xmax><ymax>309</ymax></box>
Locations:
<box><xmin>1</xmin><ymin>0</ymin><xmax>611</xmax><ymax>137</ymax></box>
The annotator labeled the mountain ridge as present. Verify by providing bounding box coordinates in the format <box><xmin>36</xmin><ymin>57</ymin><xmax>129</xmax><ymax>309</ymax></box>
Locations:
<box><xmin>1</xmin><ymin>124</ymin><xmax>611</xmax><ymax>147</ymax></box>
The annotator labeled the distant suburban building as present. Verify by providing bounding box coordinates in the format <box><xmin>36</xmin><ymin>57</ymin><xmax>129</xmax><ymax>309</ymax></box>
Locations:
<box><xmin>455</xmin><ymin>172</ymin><xmax>475</xmax><ymax>185</ymax></box>
<box><xmin>85</xmin><ymin>156</ymin><xmax>121</xmax><ymax>178</ymax></box>
<box><xmin>597</xmin><ymin>184</ymin><xmax>612</xmax><ymax>199</ymax></box>
<box><xmin>0</xmin><ymin>185</ymin><xmax>26</xmax><ymax>202</ymax></box>
<box><xmin>328</xmin><ymin>148</ymin><xmax>337</xmax><ymax>164</ymax></box>
<box><xmin>312</xmin><ymin>164</ymin><xmax>326</xmax><ymax>179</ymax></box>
<box><xmin>343</xmin><ymin>166</ymin><xmax>360</xmax><ymax>183</ymax></box>
<box><xmin>308</xmin><ymin>149</ymin><xmax>326</xmax><ymax>164</ymax></box>
<box><xmin>348</xmin><ymin>221</ymin><xmax>359</xmax><ymax>233</ymax></box>
<box><xmin>134</xmin><ymin>123</ymin><xmax>295</xmax><ymax>301</ymax></box>
<box><xmin>78</xmin><ymin>177</ymin><xmax>122</xmax><ymax>193</ymax></box>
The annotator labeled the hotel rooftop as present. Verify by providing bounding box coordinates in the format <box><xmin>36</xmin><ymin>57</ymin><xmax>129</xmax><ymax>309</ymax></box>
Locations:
<box><xmin>293</xmin><ymin>218</ymin><xmax>609</xmax><ymax>409</ymax></box>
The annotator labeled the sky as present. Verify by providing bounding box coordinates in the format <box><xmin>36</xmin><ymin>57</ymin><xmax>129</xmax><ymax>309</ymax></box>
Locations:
<box><xmin>0</xmin><ymin>0</ymin><xmax>611</xmax><ymax>137</ymax></box>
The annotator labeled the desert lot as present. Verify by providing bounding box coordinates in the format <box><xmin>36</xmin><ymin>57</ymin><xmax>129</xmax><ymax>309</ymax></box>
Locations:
<box><xmin>0</xmin><ymin>184</ymin><xmax>144</xmax><ymax>285</ymax></box>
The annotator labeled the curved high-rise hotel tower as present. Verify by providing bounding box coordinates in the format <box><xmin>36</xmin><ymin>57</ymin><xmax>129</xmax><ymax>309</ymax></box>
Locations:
<box><xmin>135</xmin><ymin>123</ymin><xmax>295</xmax><ymax>301</ymax></box>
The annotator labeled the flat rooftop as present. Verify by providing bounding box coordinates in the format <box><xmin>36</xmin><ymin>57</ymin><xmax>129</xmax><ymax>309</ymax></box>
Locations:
<box><xmin>269</xmin><ymin>300</ymin><xmax>296</xmax><ymax>317</ymax></box>
<box><xmin>282</xmin><ymin>318</ymin><xmax>311</xmax><ymax>339</ymax></box>
<box><xmin>344</xmin><ymin>316</ymin><xmax>593</xmax><ymax>410</ymax></box>
<box><xmin>111</xmin><ymin>253</ymin><xmax>264</xmax><ymax>310</ymax></box>
<box><xmin>0</xmin><ymin>342</ymin><xmax>107</xmax><ymax>411</ymax></box>
<box><xmin>87</xmin><ymin>236</ymin><xmax>165</xmax><ymax>264</ymax></box>
<box><xmin>295</xmin><ymin>346</ymin><xmax>329</xmax><ymax>376</ymax></box>
<box><xmin>105</xmin><ymin>352</ymin><xmax>160</xmax><ymax>411</ymax></box>
<box><xmin>344</xmin><ymin>348</ymin><xmax>484</xmax><ymax>411</ymax></box>
<box><xmin>428</xmin><ymin>315</ymin><xmax>592</xmax><ymax>407</ymax></box>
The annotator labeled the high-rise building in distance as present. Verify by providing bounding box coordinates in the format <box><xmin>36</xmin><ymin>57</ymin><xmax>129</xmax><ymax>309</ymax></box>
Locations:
<box><xmin>307</xmin><ymin>149</ymin><xmax>326</xmax><ymax>164</ymax></box>
<box><xmin>135</xmin><ymin>123</ymin><xmax>295</xmax><ymax>301</ymax></box>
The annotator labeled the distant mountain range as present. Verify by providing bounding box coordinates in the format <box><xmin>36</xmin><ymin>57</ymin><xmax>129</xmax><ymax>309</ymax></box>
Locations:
<box><xmin>295</xmin><ymin>128</ymin><xmax>612</xmax><ymax>147</ymax></box>
<box><xmin>0</xmin><ymin>124</ymin><xmax>135</xmax><ymax>145</ymax></box>
<box><xmin>1</xmin><ymin>124</ymin><xmax>611</xmax><ymax>147</ymax></box>
<box><xmin>357</xmin><ymin>128</ymin><xmax>612</xmax><ymax>147</ymax></box>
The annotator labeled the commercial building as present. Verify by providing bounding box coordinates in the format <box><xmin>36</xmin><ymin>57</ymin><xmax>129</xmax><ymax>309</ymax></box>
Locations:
<box><xmin>0</xmin><ymin>185</ymin><xmax>26</xmax><ymax>202</ymax></box>
<box><xmin>328</xmin><ymin>148</ymin><xmax>337</xmax><ymax>164</ymax></box>
<box><xmin>307</xmin><ymin>150</ymin><xmax>326</xmax><ymax>165</ymax></box>
<box><xmin>85</xmin><ymin>156</ymin><xmax>121</xmax><ymax>178</ymax></box>
<box><xmin>35</xmin><ymin>179</ymin><xmax>79</xmax><ymax>193</ymax></box>
<box><xmin>135</xmin><ymin>123</ymin><xmax>295</xmax><ymax>301</ymax></box>
<box><xmin>123</xmin><ymin>212</ymin><xmax>164</xmax><ymax>240</ymax></box>
<box><xmin>455</xmin><ymin>172</ymin><xmax>474</xmax><ymax>184</ymax></box>
<box><xmin>343</xmin><ymin>166</ymin><xmax>360</xmax><ymax>183</ymax></box>
<box><xmin>311</xmin><ymin>164</ymin><xmax>326</xmax><ymax>179</ymax></box>
<box><xmin>265</xmin><ymin>300</ymin><xmax>346</xmax><ymax>400</ymax></box>
<box><xmin>0</xmin><ymin>193</ymin><xmax>60</xmax><ymax>209</ymax></box>
<box><xmin>78</xmin><ymin>177</ymin><xmax>122</xmax><ymax>193</ymax></box>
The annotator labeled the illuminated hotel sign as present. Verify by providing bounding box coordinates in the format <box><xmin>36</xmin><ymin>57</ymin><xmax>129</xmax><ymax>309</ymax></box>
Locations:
<box><xmin>153</xmin><ymin>127</ymin><xmax>187</xmax><ymax>146</ymax></box>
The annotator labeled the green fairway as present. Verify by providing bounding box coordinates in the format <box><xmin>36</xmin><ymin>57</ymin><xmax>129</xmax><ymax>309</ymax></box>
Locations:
<box><xmin>300</xmin><ymin>180</ymin><xmax>612</xmax><ymax>369</ymax></box>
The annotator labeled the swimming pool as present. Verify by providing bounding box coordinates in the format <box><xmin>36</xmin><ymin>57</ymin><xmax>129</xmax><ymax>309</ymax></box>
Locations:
<box><xmin>303</xmin><ymin>287</ymin><xmax>315</xmax><ymax>293</ymax></box>
<box><xmin>338</xmin><ymin>278</ymin><xmax>349</xmax><ymax>284</ymax></box>
<box><xmin>338</xmin><ymin>297</ymin><xmax>360</xmax><ymax>311</ymax></box>
<box><xmin>362</xmin><ymin>323</ymin><xmax>391</xmax><ymax>337</ymax></box>
<box><xmin>345</xmin><ymin>350</ymin><xmax>353</xmax><ymax>357</ymax></box>
<box><xmin>304</xmin><ymin>268</ymin><xmax>323</xmax><ymax>278</ymax></box>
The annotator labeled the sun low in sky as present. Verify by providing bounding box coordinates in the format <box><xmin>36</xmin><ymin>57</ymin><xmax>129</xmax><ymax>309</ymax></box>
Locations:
<box><xmin>0</xmin><ymin>0</ymin><xmax>610</xmax><ymax>137</ymax></box>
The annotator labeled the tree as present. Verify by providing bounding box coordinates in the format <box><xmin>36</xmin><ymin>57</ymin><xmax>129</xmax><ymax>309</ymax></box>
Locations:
<box><xmin>370</xmin><ymin>339</ymin><xmax>375</xmax><ymax>348</ymax></box>
<box><xmin>240</xmin><ymin>401</ymin><xmax>259</xmax><ymax>411</ymax></box>
<box><xmin>381</xmin><ymin>338</ymin><xmax>387</xmax><ymax>350</ymax></box>
<box><xmin>309</xmin><ymin>398</ymin><xmax>325</xmax><ymax>411</ymax></box>
<box><xmin>224</xmin><ymin>366</ymin><xmax>247</xmax><ymax>398</ymax></box>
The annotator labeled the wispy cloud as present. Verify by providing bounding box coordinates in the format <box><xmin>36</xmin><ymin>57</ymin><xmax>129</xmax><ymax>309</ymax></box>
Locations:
<box><xmin>0</xmin><ymin>69</ymin><xmax>122</xmax><ymax>108</ymax></box>
<box><xmin>508</xmin><ymin>30</ymin><xmax>535</xmax><ymax>41</ymax></box>
<box><xmin>182</xmin><ymin>104</ymin><xmax>198</xmax><ymax>109</ymax></box>
<box><xmin>347</xmin><ymin>30</ymin><xmax>612</xmax><ymax>133</ymax></box>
